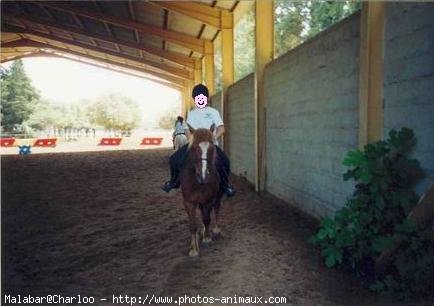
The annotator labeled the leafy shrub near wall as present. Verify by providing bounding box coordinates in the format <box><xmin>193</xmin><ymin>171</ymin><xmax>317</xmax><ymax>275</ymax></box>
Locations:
<box><xmin>310</xmin><ymin>128</ymin><xmax>434</xmax><ymax>296</ymax></box>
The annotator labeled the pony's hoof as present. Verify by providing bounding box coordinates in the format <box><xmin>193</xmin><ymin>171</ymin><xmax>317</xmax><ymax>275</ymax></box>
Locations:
<box><xmin>189</xmin><ymin>249</ymin><xmax>199</xmax><ymax>257</ymax></box>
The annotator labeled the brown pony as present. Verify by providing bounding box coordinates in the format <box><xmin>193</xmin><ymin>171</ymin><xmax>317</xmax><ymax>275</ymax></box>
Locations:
<box><xmin>180</xmin><ymin>125</ymin><xmax>223</xmax><ymax>257</ymax></box>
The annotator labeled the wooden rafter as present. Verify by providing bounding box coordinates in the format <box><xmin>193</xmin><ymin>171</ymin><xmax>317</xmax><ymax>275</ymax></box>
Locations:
<box><xmin>151</xmin><ymin>1</ymin><xmax>227</xmax><ymax>29</ymax></box>
<box><xmin>127</xmin><ymin>0</ymin><xmax>141</xmax><ymax>46</ymax></box>
<box><xmin>92</xmin><ymin>0</ymin><xmax>120</xmax><ymax>52</ymax></box>
<box><xmin>64</xmin><ymin>4</ymin><xmax>98</xmax><ymax>47</ymax></box>
<box><xmin>3</xmin><ymin>12</ymin><xmax>195</xmax><ymax>68</ymax></box>
<box><xmin>71</xmin><ymin>12</ymin><xmax>84</xmax><ymax>28</ymax></box>
<box><xmin>3</xmin><ymin>23</ymin><xmax>193</xmax><ymax>80</ymax></box>
<box><xmin>2</xmin><ymin>38</ymin><xmax>186</xmax><ymax>87</ymax></box>
<box><xmin>1</xmin><ymin>50</ymin><xmax>45</xmax><ymax>63</ymax></box>
<box><xmin>162</xmin><ymin>9</ymin><xmax>169</xmax><ymax>51</ymax></box>
<box><xmin>127</xmin><ymin>0</ymin><xmax>144</xmax><ymax>59</ymax></box>
<box><xmin>32</xmin><ymin>1</ymin><xmax>210</xmax><ymax>53</ymax></box>
<box><xmin>36</xmin><ymin>3</ymin><xmax>56</xmax><ymax>22</ymax></box>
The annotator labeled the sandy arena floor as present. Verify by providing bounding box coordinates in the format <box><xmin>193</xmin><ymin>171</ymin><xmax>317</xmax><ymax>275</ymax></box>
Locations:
<box><xmin>1</xmin><ymin>149</ymin><xmax>429</xmax><ymax>306</ymax></box>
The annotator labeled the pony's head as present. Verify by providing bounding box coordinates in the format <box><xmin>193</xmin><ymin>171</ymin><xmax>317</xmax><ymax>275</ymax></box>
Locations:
<box><xmin>187</xmin><ymin>124</ymin><xmax>217</xmax><ymax>185</ymax></box>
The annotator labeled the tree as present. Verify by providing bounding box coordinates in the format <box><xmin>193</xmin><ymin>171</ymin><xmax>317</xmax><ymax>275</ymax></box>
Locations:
<box><xmin>25</xmin><ymin>99</ymin><xmax>59</xmax><ymax>131</ymax></box>
<box><xmin>275</xmin><ymin>1</ymin><xmax>309</xmax><ymax>57</ymax></box>
<box><xmin>234</xmin><ymin>9</ymin><xmax>255</xmax><ymax>81</ymax></box>
<box><xmin>1</xmin><ymin>60</ymin><xmax>41</xmax><ymax>131</ymax></box>
<box><xmin>274</xmin><ymin>1</ymin><xmax>362</xmax><ymax>57</ymax></box>
<box><xmin>25</xmin><ymin>99</ymin><xmax>96</xmax><ymax>138</ymax></box>
<box><xmin>158</xmin><ymin>109</ymin><xmax>178</xmax><ymax>130</ymax></box>
<box><xmin>214</xmin><ymin>48</ymin><xmax>222</xmax><ymax>93</ymax></box>
<box><xmin>308</xmin><ymin>1</ymin><xmax>361</xmax><ymax>37</ymax></box>
<box><xmin>86</xmin><ymin>92</ymin><xmax>141</xmax><ymax>135</ymax></box>
<box><xmin>210</xmin><ymin>1</ymin><xmax>362</xmax><ymax>91</ymax></box>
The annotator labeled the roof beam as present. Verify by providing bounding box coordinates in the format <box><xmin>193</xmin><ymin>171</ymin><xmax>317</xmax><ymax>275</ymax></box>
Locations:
<box><xmin>127</xmin><ymin>0</ymin><xmax>141</xmax><ymax>45</ymax></box>
<box><xmin>3</xmin><ymin>12</ymin><xmax>195</xmax><ymax>68</ymax></box>
<box><xmin>162</xmin><ymin>9</ymin><xmax>169</xmax><ymax>50</ymax></box>
<box><xmin>2</xmin><ymin>38</ymin><xmax>186</xmax><ymax>87</ymax></box>
<box><xmin>2</xmin><ymin>39</ymin><xmax>34</xmax><ymax>48</ymax></box>
<box><xmin>1</xmin><ymin>51</ymin><xmax>45</xmax><ymax>63</ymax></box>
<box><xmin>36</xmin><ymin>3</ymin><xmax>56</xmax><ymax>22</ymax></box>
<box><xmin>3</xmin><ymin>23</ymin><xmax>193</xmax><ymax>80</ymax></box>
<box><xmin>151</xmin><ymin>1</ymin><xmax>227</xmax><ymax>29</ymax></box>
<box><xmin>32</xmin><ymin>1</ymin><xmax>210</xmax><ymax>53</ymax></box>
<box><xmin>66</xmin><ymin>3</ymin><xmax>98</xmax><ymax>47</ymax></box>
<box><xmin>127</xmin><ymin>0</ymin><xmax>143</xmax><ymax>59</ymax></box>
<box><xmin>92</xmin><ymin>0</ymin><xmax>120</xmax><ymax>52</ymax></box>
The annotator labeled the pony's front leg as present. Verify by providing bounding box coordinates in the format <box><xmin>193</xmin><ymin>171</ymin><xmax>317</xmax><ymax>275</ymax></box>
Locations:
<box><xmin>183</xmin><ymin>200</ymin><xmax>199</xmax><ymax>257</ymax></box>
<box><xmin>201</xmin><ymin>204</ymin><xmax>212</xmax><ymax>244</ymax></box>
<box><xmin>211</xmin><ymin>200</ymin><xmax>222</xmax><ymax>238</ymax></box>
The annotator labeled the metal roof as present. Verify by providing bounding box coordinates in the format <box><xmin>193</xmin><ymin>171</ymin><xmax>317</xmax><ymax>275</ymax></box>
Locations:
<box><xmin>1</xmin><ymin>1</ymin><xmax>253</xmax><ymax>89</ymax></box>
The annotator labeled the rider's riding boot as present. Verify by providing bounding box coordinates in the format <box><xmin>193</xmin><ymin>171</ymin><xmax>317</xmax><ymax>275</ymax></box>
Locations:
<box><xmin>222</xmin><ymin>183</ymin><xmax>236</xmax><ymax>197</ymax></box>
<box><xmin>162</xmin><ymin>168</ymin><xmax>180</xmax><ymax>193</ymax></box>
<box><xmin>220</xmin><ymin>174</ymin><xmax>236</xmax><ymax>197</ymax></box>
<box><xmin>218</xmin><ymin>166</ymin><xmax>236</xmax><ymax>197</ymax></box>
<box><xmin>162</xmin><ymin>178</ymin><xmax>180</xmax><ymax>192</ymax></box>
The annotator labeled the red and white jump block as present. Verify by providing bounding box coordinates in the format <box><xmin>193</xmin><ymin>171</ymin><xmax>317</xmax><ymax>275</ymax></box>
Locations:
<box><xmin>33</xmin><ymin>138</ymin><xmax>57</xmax><ymax>147</ymax></box>
<box><xmin>141</xmin><ymin>138</ymin><xmax>163</xmax><ymax>145</ymax></box>
<box><xmin>99</xmin><ymin>138</ymin><xmax>122</xmax><ymax>146</ymax></box>
<box><xmin>0</xmin><ymin>138</ymin><xmax>15</xmax><ymax>147</ymax></box>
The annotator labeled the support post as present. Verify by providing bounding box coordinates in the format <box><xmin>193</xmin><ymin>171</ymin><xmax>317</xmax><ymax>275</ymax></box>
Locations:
<box><xmin>186</xmin><ymin>80</ymin><xmax>195</xmax><ymax>113</ymax></box>
<box><xmin>255</xmin><ymin>0</ymin><xmax>274</xmax><ymax>192</ymax></box>
<box><xmin>181</xmin><ymin>88</ymin><xmax>187</xmax><ymax>117</ymax></box>
<box><xmin>358</xmin><ymin>2</ymin><xmax>386</xmax><ymax>147</ymax></box>
<box><xmin>182</xmin><ymin>85</ymin><xmax>191</xmax><ymax>117</ymax></box>
<box><xmin>221</xmin><ymin>10</ymin><xmax>234</xmax><ymax>152</ymax></box>
<box><xmin>204</xmin><ymin>41</ymin><xmax>215</xmax><ymax>95</ymax></box>
<box><xmin>194</xmin><ymin>59</ymin><xmax>202</xmax><ymax>84</ymax></box>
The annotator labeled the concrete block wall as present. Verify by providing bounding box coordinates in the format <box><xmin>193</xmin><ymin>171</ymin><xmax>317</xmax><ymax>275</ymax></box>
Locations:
<box><xmin>210</xmin><ymin>91</ymin><xmax>222</xmax><ymax>115</ymax></box>
<box><xmin>226</xmin><ymin>73</ymin><xmax>255</xmax><ymax>184</ymax></box>
<box><xmin>206</xmin><ymin>3</ymin><xmax>432</xmax><ymax>219</ymax></box>
<box><xmin>264</xmin><ymin>13</ymin><xmax>361</xmax><ymax>218</ymax></box>
<box><xmin>383</xmin><ymin>2</ymin><xmax>434</xmax><ymax>195</ymax></box>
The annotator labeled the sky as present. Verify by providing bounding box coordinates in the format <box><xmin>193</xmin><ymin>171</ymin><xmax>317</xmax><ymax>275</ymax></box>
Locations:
<box><xmin>2</xmin><ymin>57</ymin><xmax>182</xmax><ymax>129</ymax></box>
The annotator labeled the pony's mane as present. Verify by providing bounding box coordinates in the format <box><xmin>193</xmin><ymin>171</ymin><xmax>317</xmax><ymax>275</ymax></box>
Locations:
<box><xmin>189</xmin><ymin>128</ymin><xmax>213</xmax><ymax>147</ymax></box>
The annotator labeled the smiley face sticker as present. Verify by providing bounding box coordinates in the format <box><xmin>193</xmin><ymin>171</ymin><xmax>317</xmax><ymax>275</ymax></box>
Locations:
<box><xmin>194</xmin><ymin>94</ymin><xmax>208</xmax><ymax>109</ymax></box>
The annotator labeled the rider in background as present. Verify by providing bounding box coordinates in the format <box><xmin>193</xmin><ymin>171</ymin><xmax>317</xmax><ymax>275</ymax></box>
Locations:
<box><xmin>162</xmin><ymin>84</ymin><xmax>235</xmax><ymax>197</ymax></box>
<box><xmin>172</xmin><ymin>116</ymin><xmax>185</xmax><ymax>149</ymax></box>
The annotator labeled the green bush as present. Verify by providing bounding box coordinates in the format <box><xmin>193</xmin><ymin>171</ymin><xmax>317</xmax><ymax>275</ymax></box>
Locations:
<box><xmin>311</xmin><ymin>128</ymin><xmax>434</xmax><ymax>296</ymax></box>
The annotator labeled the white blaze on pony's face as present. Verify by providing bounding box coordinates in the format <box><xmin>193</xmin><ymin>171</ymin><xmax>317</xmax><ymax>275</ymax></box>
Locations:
<box><xmin>198</xmin><ymin>141</ymin><xmax>210</xmax><ymax>180</ymax></box>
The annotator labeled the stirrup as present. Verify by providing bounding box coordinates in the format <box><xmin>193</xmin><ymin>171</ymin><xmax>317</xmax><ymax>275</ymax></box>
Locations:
<box><xmin>162</xmin><ymin>181</ymin><xmax>179</xmax><ymax>193</ymax></box>
<box><xmin>223</xmin><ymin>185</ymin><xmax>236</xmax><ymax>197</ymax></box>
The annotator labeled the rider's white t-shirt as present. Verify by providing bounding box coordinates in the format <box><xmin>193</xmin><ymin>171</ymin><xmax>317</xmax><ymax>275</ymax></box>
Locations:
<box><xmin>186</xmin><ymin>106</ymin><xmax>224</xmax><ymax>130</ymax></box>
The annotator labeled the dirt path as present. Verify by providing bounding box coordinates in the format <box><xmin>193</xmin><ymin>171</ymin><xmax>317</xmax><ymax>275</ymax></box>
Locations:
<box><xmin>1</xmin><ymin>150</ymin><xmax>423</xmax><ymax>305</ymax></box>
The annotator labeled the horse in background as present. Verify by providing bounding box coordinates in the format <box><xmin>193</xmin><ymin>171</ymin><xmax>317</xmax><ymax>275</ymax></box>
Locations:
<box><xmin>174</xmin><ymin>133</ymin><xmax>188</xmax><ymax>150</ymax></box>
<box><xmin>180</xmin><ymin>124</ymin><xmax>223</xmax><ymax>257</ymax></box>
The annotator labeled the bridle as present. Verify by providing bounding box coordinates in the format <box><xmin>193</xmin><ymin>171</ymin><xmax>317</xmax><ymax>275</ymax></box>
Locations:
<box><xmin>191</xmin><ymin>140</ymin><xmax>214</xmax><ymax>164</ymax></box>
